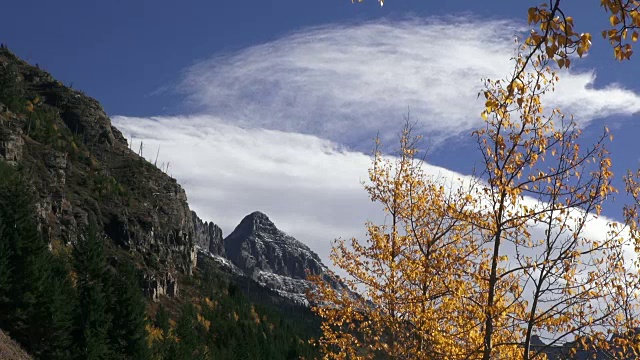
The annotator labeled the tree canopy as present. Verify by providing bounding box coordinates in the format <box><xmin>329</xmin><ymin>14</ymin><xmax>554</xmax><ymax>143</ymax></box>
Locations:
<box><xmin>311</xmin><ymin>1</ymin><xmax>640</xmax><ymax>359</ymax></box>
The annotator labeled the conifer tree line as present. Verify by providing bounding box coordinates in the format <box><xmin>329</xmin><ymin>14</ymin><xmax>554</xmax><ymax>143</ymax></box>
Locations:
<box><xmin>0</xmin><ymin>161</ymin><xmax>149</xmax><ymax>360</ymax></box>
<box><xmin>0</xmin><ymin>160</ymin><xmax>320</xmax><ymax>359</ymax></box>
<box><xmin>145</xmin><ymin>260</ymin><xmax>320</xmax><ymax>360</ymax></box>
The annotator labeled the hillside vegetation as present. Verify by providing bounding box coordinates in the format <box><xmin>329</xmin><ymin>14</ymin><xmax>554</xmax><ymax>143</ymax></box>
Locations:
<box><xmin>0</xmin><ymin>46</ymin><xmax>320</xmax><ymax>359</ymax></box>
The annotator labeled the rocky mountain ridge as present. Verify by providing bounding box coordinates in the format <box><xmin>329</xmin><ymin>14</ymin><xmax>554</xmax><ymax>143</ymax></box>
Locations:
<box><xmin>0</xmin><ymin>45</ymin><xmax>340</xmax><ymax>306</ymax></box>
<box><xmin>197</xmin><ymin>210</ymin><xmax>345</xmax><ymax>304</ymax></box>
<box><xmin>225</xmin><ymin>211</ymin><xmax>327</xmax><ymax>280</ymax></box>
<box><xmin>192</xmin><ymin>210</ymin><xmax>225</xmax><ymax>257</ymax></box>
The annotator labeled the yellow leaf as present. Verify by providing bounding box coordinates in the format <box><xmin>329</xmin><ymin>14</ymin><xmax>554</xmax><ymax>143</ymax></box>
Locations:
<box><xmin>528</xmin><ymin>7</ymin><xmax>537</xmax><ymax>24</ymax></box>
<box><xmin>610</xmin><ymin>15</ymin><xmax>619</xmax><ymax>26</ymax></box>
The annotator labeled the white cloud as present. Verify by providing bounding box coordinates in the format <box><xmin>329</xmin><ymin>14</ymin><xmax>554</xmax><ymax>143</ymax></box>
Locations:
<box><xmin>110</xmin><ymin>18</ymin><xmax>640</xmax><ymax>337</ymax></box>
<box><xmin>113</xmin><ymin>115</ymin><xmax>381</xmax><ymax>264</ymax></box>
<box><xmin>113</xmin><ymin>16</ymin><xmax>640</xmax><ymax>281</ymax></box>
<box><xmin>113</xmin><ymin>115</ymin><xmax>631</xmax><ymax>278</ymax></box>
<box><xmin>179</xmin><ymin>18</ymin><xmax>640</xmax><ymax>150</ymax></box>
<box><xmin>551</xmin><ymin>71</ymin><xmax>640</xmax><ymax>120</ymax></box>
<box><xmin>110</xmin><ymin>115</ymin><xmax>451</xmax><ymax>268</ymax></box>
<box><xmin>114</xmin><ymin>114</ymin><xmax>637</xmax><ymax>343</ymax></box>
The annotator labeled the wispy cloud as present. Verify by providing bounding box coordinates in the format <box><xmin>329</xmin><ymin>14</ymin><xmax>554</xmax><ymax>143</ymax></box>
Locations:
<box><xmin>179</xmin><ymin>18</ymin><xmax>640</xmax><ymax>150</ymax></box>
<box><xmin>113</xmin><ymin>115</ymin><xmax>380</xmax><ymax>263</ymax></box>
<box><xmin>114</xmin><ymin>113</ymin><xmax>631</xmax><ymax>339</ymax></box>
<box><xmin>113</xmin><ymin>17</ymin><xmax>640</xmax><ymax>273</ymax></box>
<box><xmin>113</xmin><ymin>115</ymin><xmax>628</xmax><ymax>275</ymax></box>
<box><xmin>551</xmin><ymin>71</ymin><xmax>640</xmax><ymax>120</ymax></box>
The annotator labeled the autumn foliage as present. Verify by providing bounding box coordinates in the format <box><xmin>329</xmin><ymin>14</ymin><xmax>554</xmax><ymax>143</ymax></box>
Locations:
<box><xmin>312</xmin><ymin>1</ymin><xmax>640</xmax><ymax>359</ymax></box>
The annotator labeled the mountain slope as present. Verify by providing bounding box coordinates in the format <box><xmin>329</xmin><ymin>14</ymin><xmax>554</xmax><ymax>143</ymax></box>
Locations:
<box><xmin>0</xmin><ymin>45</ymin><xmax>323</xmax><ymax>358</ymax></box>
<box><xmin>0</xmin><ymin>45</ymin><xmax>343</xmax><ymax>307</ymax></box>
<box><xmin>0</xmin><ymin>330</ymin><xmax>32</xmax><ymax>360</ymax></box>
<box><xmin>0</xmin><ymin>46</ymin><xmax>195</xmax><ymax>300</ymax></box>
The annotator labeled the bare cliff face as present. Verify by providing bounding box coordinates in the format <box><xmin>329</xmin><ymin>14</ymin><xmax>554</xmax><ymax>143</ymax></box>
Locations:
<box><xmin>0</xmin><ymin>47</ymin><xmax>195</xmax><ymax>300</ymax></box>
<box><xmin>192</xmin><ymin>211</ymin><xmax>225</xmax><ymax>257</ymax></box>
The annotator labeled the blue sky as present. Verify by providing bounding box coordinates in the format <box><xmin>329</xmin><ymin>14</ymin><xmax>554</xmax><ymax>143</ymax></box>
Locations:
<box><xmin>3</xmin><ymin>1</ymin><xmax>640</xmax><ymax>263</ymax></box>
<box><xmin>3</xmin><ymin>0</ymin><xmax>619</xmax><ymax>115</ymax></box>
<box><xmin>4</xmin><ymin>2</ymin><xmax>467</xmax><ymax>112</ymax></box>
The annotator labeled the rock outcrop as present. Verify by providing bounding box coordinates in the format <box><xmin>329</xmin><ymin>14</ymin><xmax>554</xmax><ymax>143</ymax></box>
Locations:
<box><xmin>0</xmin><ymin>330</ymin><xmax>32</xmax><ymax>360</ymax></box>
<box><xmin>142</xmin><ymin>271</ymin><xmax>179</xmax><ymax>301</ymax></box>
<box><xmin>192</xmin><ymin>211</ymin><xmax>225</xmax><ymax>257</ymax></box>
<box><xmin>0</xmin><ymin>47</ymin><xmax>196</xmax><ymax>298</ymax></box>
<box><xmin>225</xmin><ymin>211</ymin><xmax>325</xmax><ymax>279</ymax></box>
<box><xmin>0</xmin><ymin>123</ymin><xmax>24</xmax><ymax>164</ymax></box>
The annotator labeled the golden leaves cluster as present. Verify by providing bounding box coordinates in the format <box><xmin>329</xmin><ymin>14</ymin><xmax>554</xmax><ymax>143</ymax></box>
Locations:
<box><xmin>600</xmin><ymin>0</ymin><xmax>640</xmax><ymax>60</ymax></box>
<box><xmin>315</xmin><ymin>1</ymin><xmax>640</xmax><ymax>359</ymax></box>
<box><xmin>312</xmin><ymin>70</ymin><xmax>640</xmax><ymax>357</ymax></box>
<box><xmin>313</xmin><ymin>24</ymin><xmax>640</xmax><ymax>360</ymax></box>
<box><xmin>516</xmin><ymin>0</ymin><xmax>640</xmax><ymax>63</ymax></box>
<box><xmin>476</xmin><ymin>49</ymin><xmax>638</xmax><ymax>358</ymax></box>
<box><xmin>311</xmin><ymin>127</ymin><xmax>525</xmax><ymax>359</ymax></box>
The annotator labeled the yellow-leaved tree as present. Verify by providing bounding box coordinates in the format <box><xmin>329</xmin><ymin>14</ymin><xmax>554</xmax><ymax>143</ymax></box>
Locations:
<box><xmin>312</xmin><ymin>126</ymin><xmax>489</xmax><ymax>359</ymax></box>
<box><xmin>311</xmin><ymin>92</ymin><xmax>640</xmax><ymax>359</ymax></box>
<box><xmin>311</xmin><ymin>1</ymin><xmax>640</xmax><ymax>359</ymax></box>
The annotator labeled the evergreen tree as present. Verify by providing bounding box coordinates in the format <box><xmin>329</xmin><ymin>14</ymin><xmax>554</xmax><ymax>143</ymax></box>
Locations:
<box><xmin>152</xmin><ymin>305</ymin><xmax>172</xmax><ymax>360</ymax></box>
<box><xmin>172</xmin><ymin>303</ymin><xmax>204</xmax><ymax>360</ymax></box>
<box><xmin>0</xmin><ymin>159</ymin><xmax>320</xmax><ymax>359</ymax></box>
<box><xmin>41</xmin><ymin>255</ymin><xmax>76</xmax><ymax>360</ymax></box>
<box><xmin>0</xmin><ymin>222</ymin><xmax>12</xmax><ymax>317</ymax></box>
<box><xmin>73</xmin><ymin>223</ymin><xmax>113</xmax><ymax>360</ymax></box>
<box><xmin>107</xmin><ymin>259</ymin><xmax>150</xmax><ymax>360</ymax></box>
<box><xmin>0</xmin><ymin>161</ymin><xmax>59</xmax><ymax>355</ymax></box>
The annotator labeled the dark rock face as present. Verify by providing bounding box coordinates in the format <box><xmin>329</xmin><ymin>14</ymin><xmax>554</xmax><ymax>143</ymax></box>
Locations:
<box><xmin>0</xmin><ymin>123</ymin><xmax>24</xmax><ymax>164</ymax></box>
<box><xmin>192</xmin><ymin>211</ymin><xmax>225</xmax><ymax>257</ymax></box>
<box><xmin>0</xmin><ymin>48</ymin><xmax>196</xmax><ymax>298</ymax></box>
<box><xmin>142</xmin><ymin>271</ymin><xmax>178</xmax><ymax>301</ymax></box>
